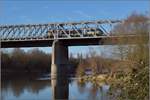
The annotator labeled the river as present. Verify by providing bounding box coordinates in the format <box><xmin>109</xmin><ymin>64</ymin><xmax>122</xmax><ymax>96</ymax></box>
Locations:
<box><xmin>1</xmin><ymin>73</ymin><xmax>110</xmax><ymax>100</ymax></box>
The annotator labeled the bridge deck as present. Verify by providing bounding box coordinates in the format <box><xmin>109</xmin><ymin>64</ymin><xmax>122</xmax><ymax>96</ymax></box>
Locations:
<box><xmin>1</xmin><ymin>35</ymin><xmax>139</xmax><ymax>48</ymax></box>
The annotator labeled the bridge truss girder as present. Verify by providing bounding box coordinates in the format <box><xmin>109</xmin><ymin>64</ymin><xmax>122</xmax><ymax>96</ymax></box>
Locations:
<box><xmin>0</xmin><ymin>20</ymin><xmax>121</xmax><ymax>41</ymax></box>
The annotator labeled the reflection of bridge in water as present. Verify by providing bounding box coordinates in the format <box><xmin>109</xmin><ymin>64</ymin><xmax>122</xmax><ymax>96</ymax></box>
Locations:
<box><xmin>0</xmin><ymin>20</ymin><xmax>139</xmax><ymax>100</ymax></box>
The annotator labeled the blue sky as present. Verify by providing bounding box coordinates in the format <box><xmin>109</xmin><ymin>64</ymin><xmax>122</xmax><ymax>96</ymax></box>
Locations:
<box><xmin>1</xmin><ymin>0</ymin><xmax>149</xmax><ymax>57</ymax></box>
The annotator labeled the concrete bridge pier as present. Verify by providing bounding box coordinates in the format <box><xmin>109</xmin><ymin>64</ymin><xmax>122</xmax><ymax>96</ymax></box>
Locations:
<box><xmin>51</xmin><ymin>40</ymin><xmax>69</xmax><ymax>100</ymax></box>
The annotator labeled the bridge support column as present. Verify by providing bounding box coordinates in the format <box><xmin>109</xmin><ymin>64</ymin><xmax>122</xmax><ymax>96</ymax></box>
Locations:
<box><xmin>51</xmin><ymin>40</ymin><xmax>69</xmax><ymax>100</ymax></box>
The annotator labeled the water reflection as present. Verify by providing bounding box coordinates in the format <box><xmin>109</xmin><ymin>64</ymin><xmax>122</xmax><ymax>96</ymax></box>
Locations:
<box><xmin>76</xmin><ymin>79</ymin><xmax>110</xmax><ymax>100</ymax></box>
<box><xmin>51</xmin><ymin>78</ymin><xmax>69</xmax><ymax>100</ymax></box>
<box><xmin>1</xmin><ymin>76</ymin><xmax>110</xmax><ymax>100</ymax></box>
<box><xmin>1</xmin><ymin>79</ymin><xmax>51</xmax><ymax>100</ymax></box>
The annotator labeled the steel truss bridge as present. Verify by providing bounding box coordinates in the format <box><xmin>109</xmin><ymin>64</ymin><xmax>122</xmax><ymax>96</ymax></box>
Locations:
<box><xmin>0</xmin><ymin>20</ymin><xmax>139</xmax><ymax>47</ymax></box>
<box><xmin>0</xmin><ymin>20</ymin><xmax>122</xmax><ymax>40</ymax></box>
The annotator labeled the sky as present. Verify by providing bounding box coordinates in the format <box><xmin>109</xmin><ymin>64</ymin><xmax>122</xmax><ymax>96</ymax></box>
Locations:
<box><xmin>0</xmin><ymin>0</ymin><xmax>149</xmax><ymax>57</ymax></box>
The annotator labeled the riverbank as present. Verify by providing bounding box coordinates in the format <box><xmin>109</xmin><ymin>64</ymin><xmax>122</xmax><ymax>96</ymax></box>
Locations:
<box><xmin>77</xmin><ymin>74</ymin><xmax>109</xmax><ymax>85</ymax></box>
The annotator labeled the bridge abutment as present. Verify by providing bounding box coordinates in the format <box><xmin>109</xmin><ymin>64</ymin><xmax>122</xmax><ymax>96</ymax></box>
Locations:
<box><xmin>51</xmin><ymin>40</ymin><xmax>69</xmax><ymax>100</ymax></box>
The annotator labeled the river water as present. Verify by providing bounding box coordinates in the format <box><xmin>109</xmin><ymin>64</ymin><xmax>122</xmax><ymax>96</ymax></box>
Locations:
<box><xmin>1</xmin><ymin>74</ymin><xmax>110</xmax><ymax>100</ymax></box>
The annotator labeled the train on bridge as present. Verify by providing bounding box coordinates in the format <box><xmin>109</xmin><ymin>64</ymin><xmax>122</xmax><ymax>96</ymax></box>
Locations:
<box><xmin>46</xmin><ymin>27</ymin><xmax>104</xmax><ymax>38</ymax></box>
